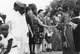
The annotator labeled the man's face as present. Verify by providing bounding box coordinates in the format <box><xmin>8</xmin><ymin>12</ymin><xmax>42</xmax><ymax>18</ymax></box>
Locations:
<box><xmin>14</xmin><ymin>6</ymin><xmax>19</xmax><ymax>11</ymax></box>
<box><xmin>39</xmin><ymin>11</ymin><xmax>44</xmax><ymax>17</ymax></box>
<box><xmin>19</xmin><ymin>8</ymin><xmax>25</xmax><ymax>15</ymax></box>
<box><xmin>14</xmin><ymin>6</ymin><xmax>24</xmax><ymax>15</ymax></box>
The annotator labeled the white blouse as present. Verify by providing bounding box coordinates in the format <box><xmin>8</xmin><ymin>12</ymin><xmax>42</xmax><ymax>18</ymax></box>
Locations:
<box><xmin>0</xmin><ymin>33</ymin><xmax>17</xmax><ymax>48</ymax></box>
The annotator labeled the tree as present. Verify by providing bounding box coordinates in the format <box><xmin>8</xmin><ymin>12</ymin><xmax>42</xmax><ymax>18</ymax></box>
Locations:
<box><xmin>49</xmin><ymin>0</ymin><xmax>79</xmax><ymax>11</ymax></box>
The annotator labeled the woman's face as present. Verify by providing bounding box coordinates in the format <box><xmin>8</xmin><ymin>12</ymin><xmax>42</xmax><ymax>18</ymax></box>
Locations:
<box><xmin>28</xmin><ymin>10</ymin><xmax>33</xmax><ymax>14</ymax></box>
<box><xmin>27</xmin><ymin>9</ymin><xmax>33</xmax><ymax>16</ymax></box>
<box><xmin>39</xmin><ymin>11</ymin><xmax>44</xmax><ymax>17</ymax></box>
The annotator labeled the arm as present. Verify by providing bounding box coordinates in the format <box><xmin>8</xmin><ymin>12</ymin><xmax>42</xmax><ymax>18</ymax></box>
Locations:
<box><xmin>3</xmin><ymin>38</ymin><xmax>13</xmax><ymax>54</ymax></box>
<box><xmin>37</xmin><ymin>18</ymin><xmax>58</xmax><ymax>28</ymax></box>
<box><xmin>27</xmin><ymin>24</ymin><xmax>33</xmax><ymax>37</ymax></box>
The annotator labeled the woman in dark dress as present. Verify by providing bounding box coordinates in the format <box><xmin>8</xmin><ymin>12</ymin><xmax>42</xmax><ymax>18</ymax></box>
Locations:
<box><xmin>26</xmin><ymin>5</ymin><xmax>38</xmax><ymax>54</ymax></box>
<box><xmin>69</xmin><ymin>18</ymin><xmax>80</xmax><ymax>54</ymax></box>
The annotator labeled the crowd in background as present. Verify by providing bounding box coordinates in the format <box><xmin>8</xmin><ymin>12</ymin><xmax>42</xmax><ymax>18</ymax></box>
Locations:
<box><xmin>0</xmin><ymin>0</ymin><xmax>80</xmax><ymax>54</ymax></box>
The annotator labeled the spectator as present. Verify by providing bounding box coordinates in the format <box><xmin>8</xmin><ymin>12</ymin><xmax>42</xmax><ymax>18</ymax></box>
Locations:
<box><xmin>0</xmin><ymin>24</ymin><xmax>19</xmax><ymax>54</ymax></box>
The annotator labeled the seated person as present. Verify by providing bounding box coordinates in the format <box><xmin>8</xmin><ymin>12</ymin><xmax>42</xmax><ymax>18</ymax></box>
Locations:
<box><xmin>0</xmin><ymin>24</ymin><xmax>19</xmax><ymax>54</ymax></box>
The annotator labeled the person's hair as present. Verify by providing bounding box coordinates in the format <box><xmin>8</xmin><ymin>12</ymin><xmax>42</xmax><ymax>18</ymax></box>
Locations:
<box><xmin>26</xmin><ymin>7</ymin><xmax>31</xmax><ymax>14</ymax></box>
<box><xmin>14</xmin><ymin>2</ymin><xmax>26</xmax><ymax>15</ymax></box>
<box><xmin>28</xmin><ymin>3</ymin><xmax>37</xmax><ymax>16</ymax></box>
<box><xmin>38</xmin><ymin>9</ymin><xmax>43</xmax><ymax>14</ymax></box>
<box><xmin>14</xmin><ymin>2</ymin><xmax>18</xmax><ymax>8</ymax></box>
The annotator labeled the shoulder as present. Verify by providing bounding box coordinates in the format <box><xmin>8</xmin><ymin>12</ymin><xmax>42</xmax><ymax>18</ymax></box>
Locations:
<box><xmin>7</xmin><ymin>33</ymin><xmax>14</xmax><ymax>40</ymax></box>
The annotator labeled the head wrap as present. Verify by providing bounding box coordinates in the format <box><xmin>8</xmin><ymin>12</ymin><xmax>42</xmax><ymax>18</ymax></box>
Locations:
<box><xmin>15</xmin><ymin>1</ymin><xmax>26</xmax><ymax>8</ymax></box>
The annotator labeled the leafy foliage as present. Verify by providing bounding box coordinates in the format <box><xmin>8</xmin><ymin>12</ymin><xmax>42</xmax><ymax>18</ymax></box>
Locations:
<box><xmin>47</xmin><ymin>0</ymin><xmax>80</xmax><ymax>12</ymax></box>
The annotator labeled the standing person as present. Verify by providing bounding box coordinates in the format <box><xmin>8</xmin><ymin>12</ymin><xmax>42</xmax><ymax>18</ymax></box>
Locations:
<box><xmin>61</xmin><ymin>12</ymin><xmax>75</xmax><ymax>54</ymax></box>
<box><xmin>6</xmin><ymin>1</ymin><xmax>29</xmax><ymax>54</ymax></box>
<box><xmin>28</xmin><ymin>4</ymin><xmax>38</xmax><ymax>54</ymax></box>
<box><xmin>57</xmin><ymin>12</ymin><xmax>77</xmax><ymax>54</ymax></box>
<box><xmin>57</xmin><ymin>12</ymin><xmax>71</xmax><ymax>53</ymax></box>
<box><xmin>69</xmin><ymin>17</ymin><xmax>80</xmax><ymax>54</ymax></box>
<box><xmin>37</xmin><ymin>9</ymin><xmax>44</xmax><ymax>53</ymax></box>
<box><xmin>13</xmin><ymin>1</ymin><xmax>29</xmax><ymax>54</ymax></box>
<box><xmin>26</xmin><ymin>7</ymin><xmax>33</xmax><ymax>54</ymax></box>
<box><xmin>50</xmin><ymin>10</ymin><xmax>62</xmax><ymax>51</ymax></box>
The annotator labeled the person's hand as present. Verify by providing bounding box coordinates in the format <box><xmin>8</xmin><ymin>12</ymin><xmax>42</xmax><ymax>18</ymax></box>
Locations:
<box><xmin>63</xmin><ymin>41</ymin><xmax>67</xmax><ymax>48</ymax></box>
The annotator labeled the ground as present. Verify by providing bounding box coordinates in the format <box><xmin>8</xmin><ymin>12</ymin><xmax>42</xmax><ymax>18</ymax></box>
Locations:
<box><xmin>42</xmin><ymin>51</ymin><xmax>63</xmax><ymax>54</ymax></box>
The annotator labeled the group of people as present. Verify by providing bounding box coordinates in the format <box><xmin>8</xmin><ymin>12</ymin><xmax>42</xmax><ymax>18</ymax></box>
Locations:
<box><xmin>0</xmin><ymin>0</ymin><xmax>80</xmax><ymax>54</ymax></box>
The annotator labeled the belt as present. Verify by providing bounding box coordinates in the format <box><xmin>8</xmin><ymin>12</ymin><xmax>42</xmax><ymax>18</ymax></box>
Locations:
<box><xmin>12</xmin><ymin>45</ymin><xmax>17</xmax><ymax>48</ymax></box>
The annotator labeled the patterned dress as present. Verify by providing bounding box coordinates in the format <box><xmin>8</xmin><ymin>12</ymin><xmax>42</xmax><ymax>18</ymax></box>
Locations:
<box><xmin>63</xmin><ymin>24</ymin><xmax>76</xmax><ymax>54</ymax></box>
<box><xmin>38</xmin><ymin>16</ymin><xmax>44</xmax><ymax>44</ymax></box>
<box><xmin>31</xmin><ymin>18</ymin><xmax>40</xmax><ymax>44</ymax></box>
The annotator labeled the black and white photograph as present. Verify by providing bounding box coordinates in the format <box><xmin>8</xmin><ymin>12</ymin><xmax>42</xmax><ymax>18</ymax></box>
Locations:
<box><xmin>0</xmin><ymin>0</ymin><xmax>80</xmax><ymax>54</ymax></box>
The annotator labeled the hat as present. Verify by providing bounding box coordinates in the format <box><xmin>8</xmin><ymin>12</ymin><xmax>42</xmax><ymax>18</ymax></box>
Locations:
<box><xmin>15</xmin><ymin>1</ymin><xmax>26</xmax><ymax>8</ymax></box>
